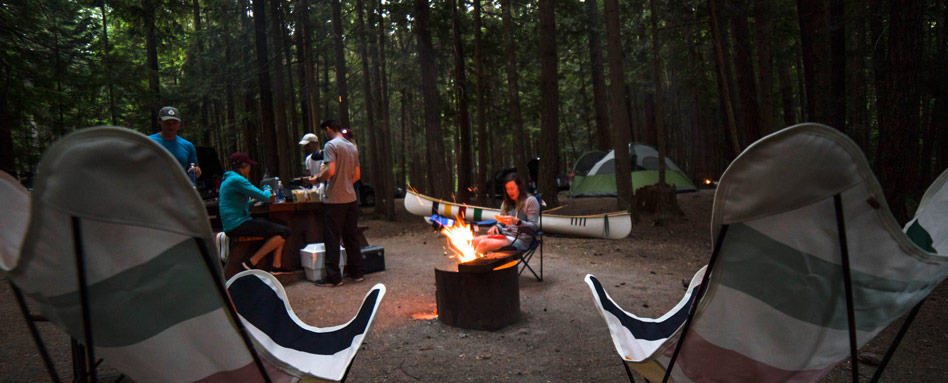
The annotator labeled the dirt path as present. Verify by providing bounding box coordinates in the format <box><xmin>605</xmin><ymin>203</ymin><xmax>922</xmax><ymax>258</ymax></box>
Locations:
<box><xmin>2</xmin><ymin>190</ymin><xmax>946</xmax><ymax>382</ymax></box>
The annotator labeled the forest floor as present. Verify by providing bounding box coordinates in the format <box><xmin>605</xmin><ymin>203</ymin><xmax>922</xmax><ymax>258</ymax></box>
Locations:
<box><xmin>2</xmin><ymin>189</ymin><xmax>947</xmax><ymax>382</ymax></box>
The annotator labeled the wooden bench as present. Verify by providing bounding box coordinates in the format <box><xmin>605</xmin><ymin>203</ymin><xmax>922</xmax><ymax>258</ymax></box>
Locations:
<box><xmin>223</xmin><ymin>236</ymin><xmax>264</xmax><ymax>279</ymax></box>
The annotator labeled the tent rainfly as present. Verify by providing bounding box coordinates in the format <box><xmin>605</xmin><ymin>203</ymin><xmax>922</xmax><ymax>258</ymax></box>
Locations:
<box><xmin>569</xmin><ymin>143</ymin><xmax>697</xmax><ymax>197</ymax></box>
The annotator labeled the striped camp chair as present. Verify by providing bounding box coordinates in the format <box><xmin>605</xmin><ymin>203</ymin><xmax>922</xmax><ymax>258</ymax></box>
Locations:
<box><xmin>585</xmin><ymin>123</ymin><xmax>948</xmax><ymax>383</ymax></box>
<box><xmin>3</xmin><ymin>126</ymin><xmax>383</xmax><ymax>382</ymax></box>
<box><xmin>227</xmin><ymin>270</ymin><xmax>386</xmax><ymax>382</ymax></box>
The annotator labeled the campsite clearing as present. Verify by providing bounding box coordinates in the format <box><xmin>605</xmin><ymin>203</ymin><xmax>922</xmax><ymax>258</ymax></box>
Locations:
<box><xmin>2</xmin><ymin>190</ymin><xmax>946</xmax><ymax>382</ymax></box>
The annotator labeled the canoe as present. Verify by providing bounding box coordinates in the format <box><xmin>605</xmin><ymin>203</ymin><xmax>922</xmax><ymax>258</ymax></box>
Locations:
<box><xmin>404</xmin><ymin>190</ymin><xmax>632</xmax><ymax>240</ymax></box>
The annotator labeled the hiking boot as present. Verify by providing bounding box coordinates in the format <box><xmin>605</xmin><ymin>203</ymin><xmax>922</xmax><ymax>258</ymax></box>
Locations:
<box><xmin>314</xmin><ymin>278</ymin><xmax>343</xmax><ymax>287</ymax></box>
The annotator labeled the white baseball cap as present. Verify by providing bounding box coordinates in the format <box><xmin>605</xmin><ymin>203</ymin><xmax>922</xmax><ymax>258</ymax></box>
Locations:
<box><xmin>298</xmin><ymin>133</ymin><xmax>319</xmax><ymax>145</ymax></box>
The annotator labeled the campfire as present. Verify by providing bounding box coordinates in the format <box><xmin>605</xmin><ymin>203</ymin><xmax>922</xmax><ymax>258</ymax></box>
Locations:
<box><xmin>434</xmin><ymin>215</ymin><xmax>522</xmax><ymax>331</ymax></box>
<box><xmin>440</xmin><ymin>214</ymin><xmax>520</xmax><ymax>271</ymax></box>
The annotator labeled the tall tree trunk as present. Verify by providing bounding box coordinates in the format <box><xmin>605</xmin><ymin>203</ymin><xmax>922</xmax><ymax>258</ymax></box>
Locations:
<box><xmin>357</xmin><ymin>0</ymin><xmax>378</xmax><ymax>190</ymax></box>
<box><xmin>193</xmin><ymin>0</ymin><xmax>211</xmax><ymax>144</ymax></box>
<box><xmin>269</xmin><ymin>0</ymin><xmax>292</xmax><ymax>181</ymax></box>
<box><xmin>143</xmin><ymin>0</ymin><xmax>160</xmax><ymax>133</ymax></box>
<box><xmin>253</xmin><ymin>0</ymin><xmax>280</xmax><ymax>176</ymax></box>
<box><xmin>753</xmin><ymin>0</ymin><xmax>773</xmax><ymax>134</ymax></box>
<box><xmin>399</xmin><ymin>88</ymin><xmax>408</xmax><ymax>189</ymax></box>
<box><xmin>413</xmin><ymin>0</ymin><xmax>450</xmax><ymax>198</ymax></box>
<box><xmin>99</xmin><ymin>0</ymin><xmax>117</xmax><ymax>126</ymax></box>
<box><xmin>330</xmin><ymin>0</ymin><xmax>351</xmax><ymax>130</ymax></box>
<box><xmin>586</xmin><ymin>0</ymin><xmax>611</xmax><ymax>152</ymax></box>
<box><xmin>376</xmin><ymin>0</ymin><xmax>395</xmax><ymax>219</ymax></box>
<box><xmin>797</xmin><ymin>0</ymin><xmax>831</xmax><ymax>124</ymax></box>
<box><xmin>877</xmin><ymin>0</ymin><xmax>922</xmax><ymax>223</ymax></box>
<box><xmin>604</xmin><ymin>0</ymin><xmax>634</xmax><ymax>213</ymax></box>
<box><xmin>729</xmin><ymin>0</ymin><xmax>761</xmax><ymax>146</ymax></box>
<box><xmin>501</xmin><ymin>0</ymin><xmax>528</xmax><ymax>181</ymax></box>
<box><xmin>297</xmin><ymin>0</ymin><xmax>318</xmax><ymax>134</ymax></box>
<box><xmin>474</xmin><ymin>0</ymin><xmax>489</xmax><ymax>203</ymax></box>
<box><xmin>778</xmin><ymin>59</ymin><xmax>796</xmax><ymax>126</ymax></box>
<box><xmin>934</xmin><ymin>3</ymin><xmax>948</xmax><ymax>175</ymax></box>
<box><xmin>829</xmin><ymin>0</ymin><xmax>845</xmax><ymax>130</ymax></box>
<box><xmin>649</xmin><ymin>0</ymin><xmax>666</xmax><ymax>186</ymax></box>
<box><xmin>847</xmin><ymin>4</ymin><xmax>869</xmax><ymax>152</ymax></box>
<box><xmin>708</xmin><ymin>0</ymin><xmax>740</xmax><ymax>156</ymax></box>
<box><xmin>538</xmin><ymin>0</ymin><xmax>560</xmax><ymax>208</ymax></box>
<box><xmin>449</xmin><ymin>0</ymin><xmax>473</xmax><ymax>203</ymax></box>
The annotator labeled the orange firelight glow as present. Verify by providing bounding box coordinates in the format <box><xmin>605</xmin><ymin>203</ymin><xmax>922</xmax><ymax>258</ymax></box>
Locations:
<box><xmin>705</xmin><ymin>179</ymin><xmax>712</xmax><ymax>185</ymax></box>
<box><xmin>441</xmin><ymin>219</ymin><xmax>484</xmax><ymax>263</ymax></box>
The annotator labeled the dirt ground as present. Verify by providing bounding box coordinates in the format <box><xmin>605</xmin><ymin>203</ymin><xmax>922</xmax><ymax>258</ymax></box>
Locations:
<box><xmin>2</xmin><ymin>189</ymin><xmax>946</xmax><ymax>382</ymax></box>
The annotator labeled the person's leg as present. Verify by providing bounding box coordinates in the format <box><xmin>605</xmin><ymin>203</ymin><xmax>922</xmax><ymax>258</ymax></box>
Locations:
<box><xmin>340</xmin><ymin>202</ymin><xmax>363</xmax><ymax>279</ymax></box>
<box><xmin>474</xmin><ymin>237</ymin><xmax>510</xmax><ymax>254</ymax></box>
<box><xmin>322</xmin><ymin>203</ymin><xmax>345</xmax><ymax>284</ymax></box>
<box><xmin>249</xmin><ymin>235</ymin><xmax>284</xmax><ymax>265</ymax></box>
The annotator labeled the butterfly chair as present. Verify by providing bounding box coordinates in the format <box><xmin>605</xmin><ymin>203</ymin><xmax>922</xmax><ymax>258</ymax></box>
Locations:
<box><xmin>585</xmin><ymin>123</ymin><xmax>948</xmax><ymax>383</ymax></box>
<box><xmin>4</xmin><ymin>126</ymin><xmax>384</xmax><ymax>382</ymax></box>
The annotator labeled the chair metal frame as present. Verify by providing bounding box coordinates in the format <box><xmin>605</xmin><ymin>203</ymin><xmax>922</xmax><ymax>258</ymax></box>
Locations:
<box><xmin>12</xmin><ymin>216</ymin><xmax>273</xmax><ymax>383</ymax></box>
<box><xmin>650</xmin><ymin>194</ymin><xmax>924</xmax><ymax>383</ymax></box>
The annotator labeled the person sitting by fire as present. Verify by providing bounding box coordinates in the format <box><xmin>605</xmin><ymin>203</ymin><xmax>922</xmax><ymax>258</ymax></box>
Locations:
<box><xmin>471</xmin><ymin>173</ymin><xmax>540</xmax><ymax>254</ymax></box>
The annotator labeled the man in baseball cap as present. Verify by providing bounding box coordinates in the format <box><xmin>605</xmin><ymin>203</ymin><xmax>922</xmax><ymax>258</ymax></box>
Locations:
<box><xmin>149</xmin><ymin>106</ymin><xmax>201</xmax><ymax>179</ymax></box>
<box><xmin>299</xmin><ymin>133</ymin><xmax>323</xmax><ymax>177</ymax></box>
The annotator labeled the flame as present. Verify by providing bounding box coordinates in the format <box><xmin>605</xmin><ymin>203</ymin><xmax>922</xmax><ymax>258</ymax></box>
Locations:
<box><xmin>440</xmin><ymin>218</ymin><xmax>484</xmax><ymax>263</ymax></box>
<box><xmin>704</xmin><ymin>179</ymin><xmax>712</xmax><ymax>185</ymax></box>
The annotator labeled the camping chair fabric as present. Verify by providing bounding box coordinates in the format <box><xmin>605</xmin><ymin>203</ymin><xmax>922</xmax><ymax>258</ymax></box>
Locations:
<box><xmin>513</xmin><ymin>194</ymin><xmax>543</xmax><ymax>281</ymax></box>
<box><xmin>4</xmin><ymin>127</ymin><xmax>269</xmax><ymax>382</ymax></box>
<box><xmin>227</xmin><ymin>270</ymin><xmax>386</xmax><ymax>382</ymax></box>
<box><xmin>585</xmin><ymin>123</ymin><xmax>948</xmax><ymax>383</ymax></box>
<box><xmin>0</xmin><ymin>170</ymin><xmax>29</xmax><ymax>271</ymax></box>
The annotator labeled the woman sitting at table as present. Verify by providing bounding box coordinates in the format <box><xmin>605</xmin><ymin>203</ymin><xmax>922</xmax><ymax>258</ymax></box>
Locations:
<box><xmin>471</xmin><ymin>173</ymin><xmax>540</xmax><ymax>254</ymax></box>
<box><xmin>219</xmin><ymin>152</ymin><xmax>291</xmax><ymax>273</ymax></box>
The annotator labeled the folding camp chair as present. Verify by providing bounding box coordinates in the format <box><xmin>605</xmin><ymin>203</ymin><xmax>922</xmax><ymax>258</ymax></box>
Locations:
<box><xmin>585</xmin><ymin>123</ymin><xmax>948</xmax><ymax>383</ymax></box>
<box><xmin>508</xmin><ymin>194</ymin><xmax>543</xmax><ymax>281</ymax></box>
<box><xmin>2</xmin><ymin>126</ymin><xmax>385</xmax><ymax>382</ymax></box>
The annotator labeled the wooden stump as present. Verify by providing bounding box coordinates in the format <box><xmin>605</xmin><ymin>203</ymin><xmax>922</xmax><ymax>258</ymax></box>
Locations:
<box><xmin>635</xmin><ymin>183</ymin><xmax>684</xmax><ymax>219</ymax></box>
<box><xmin>435</xmin><ymin>265</ymin><xmax>521</xmax><ymax>331</ymax></box>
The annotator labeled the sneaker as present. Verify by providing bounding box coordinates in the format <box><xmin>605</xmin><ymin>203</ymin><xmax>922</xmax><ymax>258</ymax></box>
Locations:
<box><xmin>241</xmin><ymin>260</ymin><xmax>255</xmax><ymax>271</ymax></box>
<box><xmin>314</xmin><ymin>278</ymin><xmax>343</xmax><ymax>287</ymax></box>
<box><xmin>268</xmin><ymin>266</ymin><xmax>295</xmax><ymax>275</ymax></box>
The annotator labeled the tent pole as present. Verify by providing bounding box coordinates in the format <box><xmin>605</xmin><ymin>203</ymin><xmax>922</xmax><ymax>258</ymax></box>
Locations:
<box><xmin>869</xmin><ymin>300</ymin><xmax>925</xmax><ymax>383</ymax></box>
<box><xmin>661</xmin><ymin>224</ymin><xmax>729</xmax><ymax>383</ymax></box>
<box><xmin>72</xmin><ymin>216</ymin><xmax>98</xmax><ymax>383</ymax></box>
<box><xmin>834</xmin><ymin>195</ymin><xmax>859</xmax><ymax>383</ymax></box>
<box><xmin>10</xmin><ymin>282</ymin><xmax>62</xmax><ymax>383</ymax></box>
<box><xmin>194</xmin><ymin>238</ymin><xmax>273</xmax><ymax>383</ymax></box>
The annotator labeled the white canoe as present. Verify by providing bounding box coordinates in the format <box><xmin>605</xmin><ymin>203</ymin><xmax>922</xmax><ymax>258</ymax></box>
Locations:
<box><xmin>404</xmin><ymin>190</ymin><xmax>632</xmax><ymax>240</ymax></box>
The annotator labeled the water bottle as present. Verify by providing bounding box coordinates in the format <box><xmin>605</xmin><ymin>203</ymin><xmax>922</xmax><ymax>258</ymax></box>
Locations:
<box><xmin>188</xmin><ymin>163</ymin><xmax>197</xmax><ymax>186</ymax></box>
<box><xmin>276</xmin><ymin>180</ymin><xmax>285</xmax><ymax>203</ymax></box>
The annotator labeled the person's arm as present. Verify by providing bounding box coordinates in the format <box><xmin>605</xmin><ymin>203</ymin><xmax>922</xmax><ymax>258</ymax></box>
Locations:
<box><xmin>188</xmin><ymin>144</ymin><xmax>202</xmax><ymax>178</ymax></box>
<box><xmin>517</xmin><ymin>197</ymin><xmax>540</xmax><ymax>232</ymax></box>
<box><xmin>313</xmin><ymin>161</ymin><xmax>336</xmax><ymax>183</ymax></box>
<box><xmin>237</xmin><ymin>176</ymin><xmax>272</xmax><ymax>202</ymax></box>
<box><xmin>353</xmin><ymin>165</ymin><xmax>361</xmax><ymax>183</ymax></box>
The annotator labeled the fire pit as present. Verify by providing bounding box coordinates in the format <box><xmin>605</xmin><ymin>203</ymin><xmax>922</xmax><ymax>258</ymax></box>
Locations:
<box><xmin>435</xmin><ymin>250</ymin><xmax>521</xmax><ymax>331</ymax></box>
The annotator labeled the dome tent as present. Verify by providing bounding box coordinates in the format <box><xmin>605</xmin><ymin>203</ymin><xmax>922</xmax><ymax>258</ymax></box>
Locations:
<box><xmin>569</xmin><ymin>143</ymin><xmax>697</xmax><ymax>197</ymax></box>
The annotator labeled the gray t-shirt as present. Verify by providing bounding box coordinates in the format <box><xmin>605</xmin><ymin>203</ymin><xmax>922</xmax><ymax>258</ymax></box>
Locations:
<box><xmin>322</xmin><ymin>137</ymin><xmax>359</xmax><ymax>204</ymax></box>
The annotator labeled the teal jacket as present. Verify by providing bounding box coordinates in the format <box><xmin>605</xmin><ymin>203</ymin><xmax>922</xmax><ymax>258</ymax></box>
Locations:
<box><xmin>219</xmin><ymin>171</ymin><xmax>271</xmax><ymax>232</ymax></box>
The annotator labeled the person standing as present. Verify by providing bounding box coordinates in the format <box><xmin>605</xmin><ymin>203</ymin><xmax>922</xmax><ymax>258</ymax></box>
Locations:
<box><xmin>149</xmin><ymin>106</ymin><xmax>201</xmax><ymax>180</ymax></box>
<box><xmin>309</xmin><ymin>119</ymin><xmax>362</xmax><ymax>287</ymax></box>
<box><xmin>299</xmin><ymin>133</ymin><xmax>323</xmax><ymax>177</ymax></box>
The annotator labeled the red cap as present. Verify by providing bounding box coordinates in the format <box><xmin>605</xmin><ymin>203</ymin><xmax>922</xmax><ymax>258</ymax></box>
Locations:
<box><xmin>228</xmin><ymin>152</ymin><xmax>258</xmax><ymax>166</ymax></box>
